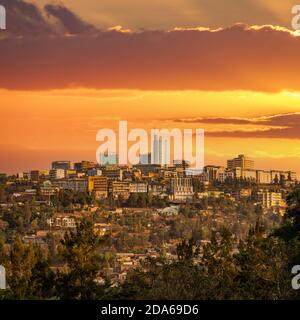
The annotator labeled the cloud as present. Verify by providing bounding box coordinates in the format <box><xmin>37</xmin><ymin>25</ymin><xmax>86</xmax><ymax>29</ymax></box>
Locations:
<box><xmin>1</xmin><ymin>2</ymin><xmax>300</xmax><ymax>91</ymax></box>
<box><xmin>175</xmin><ymin>113</ymin><xmax>300</xmax><ymax>139</ymax></box>
<box><xmin>0</xmin><ymin>0</ymin><xmax>99</xmax><ymax>37</ymax></box>
<box><xmin>44</xmin><ymin>3</ymin><xmax>99</xmax><ymax>35</ymax></box>
<box><xmin>0</xmin><ymin>0</ymin><xmax>54</xmax><ymax>36</ymax></box>
<box><xmin>27</xmin><ymin>0</ymin><xmax>297</xmax><ymax>31</ymax></box>
<box><xmin>175</xmin><ymin>117</ymin><xmax>252</xmax><ymax>125</ymax></box>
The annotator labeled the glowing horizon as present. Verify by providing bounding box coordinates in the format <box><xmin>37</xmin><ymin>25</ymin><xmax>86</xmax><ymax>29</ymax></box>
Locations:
<box><xmin>1</xmin><ymin>88</ymin><xmax>300</xmax><ymax>176</ymax></box>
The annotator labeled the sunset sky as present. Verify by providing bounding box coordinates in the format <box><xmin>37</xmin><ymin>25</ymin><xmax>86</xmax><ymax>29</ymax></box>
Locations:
<box><xmin>1</xmin><ymin>0</ymin><xmax>300</xmax><ymax>175</ymax></box>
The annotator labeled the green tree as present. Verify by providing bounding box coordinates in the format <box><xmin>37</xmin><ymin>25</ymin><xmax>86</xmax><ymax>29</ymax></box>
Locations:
<box><xmin>275</xmin><ymin>189</ymin><xmax>300</xmax><ymax>241</ymax></box>
<box><xmin>56</xmin><ymin>218</ymin><xmax>106</xmax><ymax>299</ymax></box>
<box><xmin>30</xmin><ymin>246</ymin><xmax>55</xmax><ymax>299</ymax></box>
<box><xmin>7</xmin><ymin>235</ymin><xmax>35</xmax><ymax>299</ymax></box>
<box><xmin>234</xmin><ymin>225</ymin><xmax>292</xmax><ymax>299</ymax></box>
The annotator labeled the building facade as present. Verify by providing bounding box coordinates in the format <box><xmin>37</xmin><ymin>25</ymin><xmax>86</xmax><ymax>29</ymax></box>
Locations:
<box><xmin>227</xmin><ymin>154</ymin><xmax>255</xmax><ymax>171</ymax></box>
<box><xmin>170</xmin><ymin>177</ymin><xmax>194</xmax><ymax>202</ymax></box>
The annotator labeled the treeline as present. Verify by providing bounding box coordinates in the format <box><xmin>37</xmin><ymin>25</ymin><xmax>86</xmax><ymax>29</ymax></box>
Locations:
<box><xmin>0</xmin><ymin>219</ymin><xmax>108</xmax><ymax>299</ymax></box>
<box><xmin>1</xmin><ymin>190</ymin><xmax>300</xmax><ymax>299</ymax></box>
<box><xmin>113</xmin><ymin>189</ymin><xmax>300</xmax><ymax>300</ymax></box>
<box><xmin>113</xmin><ymin>228</ymin><xmax>294</xmax><ymax>299</ymax></box>
<box><xmin>109</xmin><ymin>193</ymin><xmax>168</xmax><ymax>209</ymax></box>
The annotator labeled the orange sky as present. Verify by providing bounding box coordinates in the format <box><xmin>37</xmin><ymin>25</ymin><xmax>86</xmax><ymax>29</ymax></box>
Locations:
<box><xmin>34</xmin><ymin>0</ymin><xmax>297</xmax><ymax>30</ymax></box>
<box><xmin>1</xmin><ymin>89</ymin><xmax>300</xmax><ymax>175</ymax></box>
<box><xmin>1</xmin><ymin>1</ymin><xmax>300</xmax><ymax>175</ymax></box>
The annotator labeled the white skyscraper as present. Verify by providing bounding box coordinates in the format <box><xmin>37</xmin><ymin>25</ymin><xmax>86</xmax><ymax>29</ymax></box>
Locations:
<box><xmin>152</xmin><ymin>132</ymin><xmax>169</xmax><ymax>165</ymax></box>
<box><xmin>160</xmin><ymin>137</ymin><xmax>169</xmax><ymax>165</ymax></box>
<box><xmin>152</xmin><ymin>133</ymin><xmax>160</xmax><ymax>164</ymax></box>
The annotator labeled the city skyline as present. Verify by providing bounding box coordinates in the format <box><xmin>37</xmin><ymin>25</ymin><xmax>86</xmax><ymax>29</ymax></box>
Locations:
<box><xmin>2</xmin><ymin>153</ymin><xmax>297</xmax><ymax>183</ymax></box>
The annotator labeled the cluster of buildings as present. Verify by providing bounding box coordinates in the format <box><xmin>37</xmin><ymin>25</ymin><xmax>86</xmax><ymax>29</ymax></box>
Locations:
<box><xmin>2</xmin><ymin>154</ymin><xmax>298</xmax><ymax>285</ymax></box>
<box><xmin>203</xmin><ymin>154</ymin><xmax>296</xmax><ymax>184</ymax></box>
<box><xmin>15</xmin><ymin>159</ymin><xmax>195</xmax><ymax>202</ymax></box>
<box><xmin>8</xmin><ymin>154</ymin><xmax>297</xmax><ymax>211</ymax></box>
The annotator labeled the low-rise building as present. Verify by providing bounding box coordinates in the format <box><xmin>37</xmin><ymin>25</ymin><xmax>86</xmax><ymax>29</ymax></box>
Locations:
<box><xmin>47</xmin><ymin>214</ymin><xmax>79</xmax><ymax>228</ymax></box>
<box><xmin>256</xmin><ymin>170</ymin><xmax>271</xmax><ymax>184</ymax></box>
<box><xmin>88</xmin><ymin>176</ymin><xmax>108</xmax><ymax>198</ymax></box>
<box><xmin>110</xmin><ymin>181</ymin><xmax>130</xmax><ymax>199</ymax></box>
<box><xmin>30</xmin><ymin>170</ymin><xmax>49</xmax><ymax>182</ymax></box>
<box><xmin>170</xmin><ymin>177</ymin><xmax>194</xmax><ymax>202</ymax></box>
<box><xmin>94</xmin><ymin>223</ymin><xmax>111</xmax><ymax>236</ymax></box>
<box><xmin>53</xmin><ymin>178</ymin><xmax>88</xmax><ymax>192</ymax></box>
<box><xmin>197</xmin><ymin>191</ymin><xmax>225</xmax><ymax>199</ymax></box>
<box><xmin>40</xmin><ymin>182</ymin><xmax>57</xmax><ymax>197</ymax></box>
<box><xmin>270</xmin><ymin>170</ymin><xmax>297</xmax><ymax>183</ymax></box>
<box><xmin>204</xmin><ymin>166</ymin><xmax>225</xmax><ymax>182</ymax></box>
<box><xmin>242</xmin><ymin>169</ymin><xmax>256</xmax><ymax>181</ymax></box>
<box><xmin>257</xmin><ymin>190</ymin><xmax>284</xmax><ymax>209</ymax></box>
<box><xmin>129</xmin><ymin>182</ymin><xmax>148</xmax><ymax>193</ymax></box>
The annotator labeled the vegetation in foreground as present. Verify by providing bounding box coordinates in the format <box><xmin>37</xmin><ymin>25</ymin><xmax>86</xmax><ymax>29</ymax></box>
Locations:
<box><xmin>1</xmin><ymin>190</ymin><xmax>300</xmax><ymax>300</ymax></box>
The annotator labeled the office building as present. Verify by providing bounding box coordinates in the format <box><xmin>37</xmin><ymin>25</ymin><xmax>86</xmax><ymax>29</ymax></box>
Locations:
<box><xmin>102</xmin><ymin>167</ymin><xmax>123</xmax><ymax>181</ymax></box>
<box><xmin>227</xmin><ymin>154</ymin><xmax>254</xmax><ymax>171</ymax></box>
<box><xmin>88</xmin><ymin>176</ymin><xmax>108</xmax><ymax>198</ymax></box>
<box><xmin>49</xmin><ymin>169</ymin><xmax>65</xmax><ymax>180</ymax></box>
<box><xmin>51</xmin><ymin>161</ymin><xmax>71</xmax><ymax>171</ymax></box>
